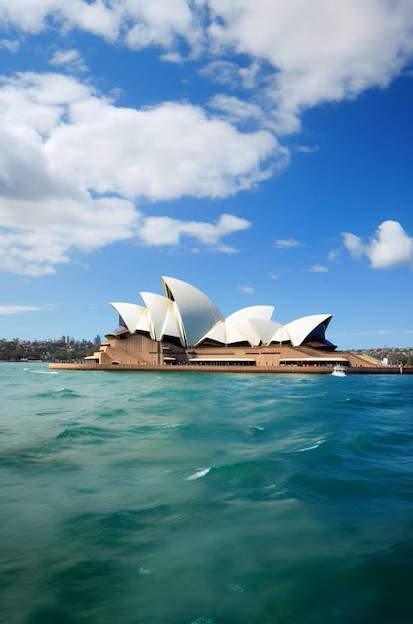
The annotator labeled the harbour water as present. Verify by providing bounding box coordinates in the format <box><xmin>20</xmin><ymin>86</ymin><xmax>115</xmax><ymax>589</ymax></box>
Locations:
<box><xmin>1</xmin><ymin>363</ymin><xmax>412</xmax><ymax>623</ymax></box>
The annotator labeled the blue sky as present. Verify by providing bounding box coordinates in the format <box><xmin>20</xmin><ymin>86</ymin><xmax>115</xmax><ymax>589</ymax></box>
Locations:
<box><xmin>0</xmin><ymin>1</ymin><xmax>413</xmax><ymax>348</ymax></box>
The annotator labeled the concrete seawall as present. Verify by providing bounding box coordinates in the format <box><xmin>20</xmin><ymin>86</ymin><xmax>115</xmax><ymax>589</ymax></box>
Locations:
<box><xmin>48</xmin><ymin>363</ymin><xmax>413</xmax><ymax>374</ymax></box>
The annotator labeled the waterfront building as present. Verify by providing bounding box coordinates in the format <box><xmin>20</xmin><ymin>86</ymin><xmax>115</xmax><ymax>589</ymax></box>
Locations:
<box><xmin>80</xmin><ymin>276</ymin><xmax>376</xmax><ymax>370</ymax></box>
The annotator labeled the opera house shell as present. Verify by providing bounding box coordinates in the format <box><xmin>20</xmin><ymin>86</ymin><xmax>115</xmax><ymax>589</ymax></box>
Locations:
<box><xmin>109</xmin><ymin>276</ymin><xmax>334</xmax><ymax>348</ymax></box>
<box><xmin>86</xmin><ymin>276</ymin><xmax>346</xmax><ymax>369</ymax></box>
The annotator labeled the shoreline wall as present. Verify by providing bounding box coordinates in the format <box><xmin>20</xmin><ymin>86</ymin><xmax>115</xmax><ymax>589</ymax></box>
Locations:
<box><xmin>48</xmin><ymin>363</ymin><xmax>413</xmax><ymax>375</ymax></box>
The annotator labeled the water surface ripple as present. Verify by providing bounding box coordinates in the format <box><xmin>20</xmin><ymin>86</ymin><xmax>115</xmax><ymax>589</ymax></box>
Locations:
<box><xmin>1</xmin><ymin>364</ymin><xmax>412</xmax><ymax>623</ymax></box>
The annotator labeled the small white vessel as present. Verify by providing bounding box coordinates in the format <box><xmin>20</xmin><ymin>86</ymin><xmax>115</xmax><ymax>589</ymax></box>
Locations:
<box><xmin>331</xmin><ymin>364</ymin><xmax>347</xmax><ymax>377</ymax></box>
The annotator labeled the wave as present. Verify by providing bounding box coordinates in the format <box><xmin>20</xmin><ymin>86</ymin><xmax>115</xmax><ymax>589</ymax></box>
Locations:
<box><xmin>2</xmin><ymin>369</ymin><xmax>413</xmax><ymax>624</ymax></box>
<box><xmin>296</xmin><ymin>439</ymin><xmax>325</xmax><ymax>452</ymax></box>
<box><xmin>187</xmin><ymin>467</ymin><xmax>213</xmax><ymax>480</ymax></box>
<box><xmin>33</xmin><ymin>387</ymin><xmax>83</xmax><ymax>399</ymax></box>
<box><xmin>138</xmin><ymin>567</ymin><xmax>153</xmax><ymax>576</ymax></box>
<box><xmin>30</xmin><ymin>370</ymin><xmax>59</xmax><ymax>375</ymax></box>
<box><xmin>339</xmin><ymin>396</ymin><xmax>405</xmax><ymax>409</ymax></box>
<box><xmin>53</xmin><ymin>387</ymin><xmax>74</xmax><ymax>395</ymax></box>
<box><xmin>56</xmin><ymin>426</ymin><xmax>114</xmax><ymax>440</ymax></box>
<box><xmin>281</xmin><ymin>439</ymin><xmax>326</xmax><ymax>453</ymax></box>
<box><xmin>345</xmin><ymin>431</ymin><xmax>413</xmax><ymax>459</ymax></box>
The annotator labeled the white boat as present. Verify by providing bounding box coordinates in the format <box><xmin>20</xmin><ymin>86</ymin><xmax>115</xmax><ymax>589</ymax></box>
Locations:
<box><xmin>331</xmin><ymin>364</ymin><xmax>347</xmax><ymax>377</ymax></box>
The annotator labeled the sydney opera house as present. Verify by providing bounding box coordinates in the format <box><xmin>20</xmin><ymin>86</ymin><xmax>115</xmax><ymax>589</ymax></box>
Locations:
<box><xmin>77</xmin><ymin>276</ymin><xmax>375</xmax><ymax>370</ymax></box>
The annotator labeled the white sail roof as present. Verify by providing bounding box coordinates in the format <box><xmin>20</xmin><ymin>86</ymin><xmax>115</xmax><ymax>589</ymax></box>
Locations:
<box><xmin>108</xmin><ymin>278</ymin><xmax>333</xmax><ymax>349</ymax></box>
<box><xmin>226</xmin><ymin>306</ymin><xmax>274</xmax><ymax>324</ymax></box>
<box><xmin>110</xmin><ymin>303</ymin><xmax>150</xmax><ymax>334</ymax></box>
<box><xmin>164</xmin><ymin>301</ymin><xmax>182</xmax><ymax>340</ymax></box>
<box><xmin>225</xmin><ymin>322</ymin><xmax>250</xmax><ymax>345</ymax></box>
<box><xmin>224</xmin><ymin>305</ymin><xmax>275</xmax><ymax>346</ymax></box>
<box><xmin>198</xmin><ymin>306</ymin><xmax>278</xmax><ymax>346</ymax></box>
<box><xmin>249</xmin><ymin>319</ymin><xmax>283</xmax><ymax>345</ymax></box>
<box><xmin>162</xmin><ymin>276</ymin><xmax>224</xmax><ymax>347</ymax></box>
<box><xmin>202</xmin><ymin>320</ymin><xmax>227</xmax><ymax>344</ymax></box>
<box><xmin>140</xmin><ymin>292</ymin><xmax>181</xmax><ymax>341</ymax></box>
<box><xmin>272</xmin><ymin>314</ymin><xmax>333</xmax><ymax>347</ymax></box>
<box><xmin>272</xmin><ymin>325</ymin><xmax>291</xmax><ymax>343</ymax></box>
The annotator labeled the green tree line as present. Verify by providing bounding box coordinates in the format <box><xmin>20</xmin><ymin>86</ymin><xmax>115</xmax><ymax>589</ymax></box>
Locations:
<box><xmin>0</xmin><ymin>339</ymin><xmax>98</xmax><ymax>362</ymax></box>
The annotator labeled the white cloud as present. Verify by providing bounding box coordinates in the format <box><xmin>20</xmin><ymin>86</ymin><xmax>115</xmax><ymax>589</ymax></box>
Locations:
<box><xmin>206</xmin><ymin>0</ymin><xmax>413</xmax><ymax>133</ymax></box>
<box><xmin>214</xmin><ymin>244</ymin><xmax>238</xmax><ymax>254</ymax></box>
<box><xmin>208</xmin><ymin>95</ymin><xmax>257</xmax><ymax>124</ymax></box>
<box><xmin>138</xmin><ymin>213</ymin><xmax>250</xmax><ymax>249</ymax></box>
<box><xmin>0</xmin><ymin>71</ymin><xmax>271</xmax><ymax>276</ymax></box>
<box><xmin>308</xmin><ymin>264</ymin><xmax>328</xmax><ymax>273</ymax></box>
<box><xmin>0</xmin><ymin>196</ymin><xmax>138</xmax><ymax>277</ymax></box>
<box><xmin>49</xmin><ymin>49</ymin><xmax>87</xmax><ymax>73</ymax></box>
<box><xmin>2</xmin><ymin>3</ymin><xmax>413</xmax><ymax>274</ymax></box>
<box><xmin>295</xmin><ymin>144</ymin><xmax>319</xmax><ymax>154</ymax></box>
<box><xmin>48</xmin><ymin>98</ymin><xmax>279</xmax><ymax>201</ymax></box>
<box><xmin>0</xmin><ymin>305</ymin><xmax>49</xmax><ymax>314</ymax></box>
<box><xmin>0</xmin><ymin>0</ymin><xmax>199</xmax><ymax>49</ymax></box>
<box><xmin>122</xmin><ymin>0</ymin><xmax>197</xmax><ymax>51</ymax></box>
<box><xmin>367</xmin><ymin>221</ymin><xmax>413</xmax><ymax>269</ymax></box>
<box><xmin>238</xmin><ymin>61</ymin><xmax>261</xmax><ymax>89</ymax></box>
<box><xmin>1</xmin><ymin>2</ymin><xmax>413</xmax><ymax>136</ymax></box>
<box><xmin>268</xmin><ymin>272</ymin><xmax>280</xmax><ymax>280</ymax></box>
<box><xmin>342</xmin><ymin>232</ymin><xmax>365</xmax><ymax>258</ymax></box>
<box><xmin>0</xmin><ymin>38</ymin><xmax>20</xmax><ymax>52</ymax></box>
<box><xmin>343</xmin><ymin>220</ymin><xmax>413</xmax><ymax>269</ymax></box>
<box><xmin>0</xmin><ymin>0</ymin><xmax>119</xmax><ymax>39</ymax></box>
<box><xmin>275</xmin><ymin>238</ymin><xmax>301</xmax><ymax>249</ymax></box>
<box><xmin>201</xmin><ymin>61</ymin><xmax>241</xmax><ymax>87</ymax></box>
<box><xmin>328</xmin><ymin>248</ymin><xmax>341</xmax><ymax>262</ymax></box>
<box><xmin>201</xmin><ymin>60</ymin><xmax>262</xmax><ymax>90</ymax></box>
<box><xmin>238</xmin><ymin>285</ymin><xmax>255</xmax><ymax>294</ymax></box>
<box><xmin>208</xmin><ymin>94</ymin><xmax>285</xmax><ymax>137</ymax></box>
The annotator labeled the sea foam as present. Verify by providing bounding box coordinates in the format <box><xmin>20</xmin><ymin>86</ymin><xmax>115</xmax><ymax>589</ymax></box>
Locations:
<box><xmin>187</xmin><ymin>467</ymin><xmax>212</xmax><ymax>480</ymax></box>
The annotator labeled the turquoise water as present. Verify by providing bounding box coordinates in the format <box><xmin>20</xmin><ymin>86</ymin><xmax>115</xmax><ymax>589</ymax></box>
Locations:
<box><xmin>1</xmin><ymin>363</ymin><xmax>412</xmax><ymax>624</ymax></box>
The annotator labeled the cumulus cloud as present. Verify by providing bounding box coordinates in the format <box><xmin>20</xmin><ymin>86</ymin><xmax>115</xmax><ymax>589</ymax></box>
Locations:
<box><xmin>0</xmin><ymin>0</ymin><xmax>119</xmax><ymax>39</ymax></box>
<box><xmin>47</xmin><ymin>99</ymin><xmax>279</xmax><ymax>200</ymax></box>
<box><xmin>1</xmin><ymin>2</ymin><xmax>413</xmax><ymax>135</ymax></box>
<box><xmin>138</xmin><ymin>214</ymin><xmax>251</xmax><ymax>249</ymax></box>
<box><xmin>206</xmin><ymin>0</ymin><xmax>413</xmax><ymax>133</ymax></box>
<box><xmin>0</xmin><ymin>71</ymin><xmax>272</xmax><ymax>276</ymax></box>
<box><xmin>122</xmin><ymin>0</ymin><xmax>197</xmax><ymax>51</ymax></box>
<box><xmin>0</xmin><ymin>196</ymin><xmax>139</xmax><ymax>276</ymax></box>
<box><xmin>343</xmin><ymin>220</ymin><xmax>413</xmax><ymax>269</ymax></box>
<box><xmin>275</xmin><ymin>238</ymin><xmax>302</xmax><ymax>249</ymax></box>
<box><xmin>342</xmin><ymin>232</ymin><xmax>364</xmax><ymax>258</ymax></box>
<box><xmin>238</xmin><ymin>285</ymin><xmax>255</xmax><ymax>294</ymax></box>
<box><xmin>2</xmin><ymin>3</ymin><xmax>413</xmax><ymax>275</ymax></box>
<box><xmin>0</xmin><ymin>0</ymin><xmax>197</xmax><ymax>47</ymax></box>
